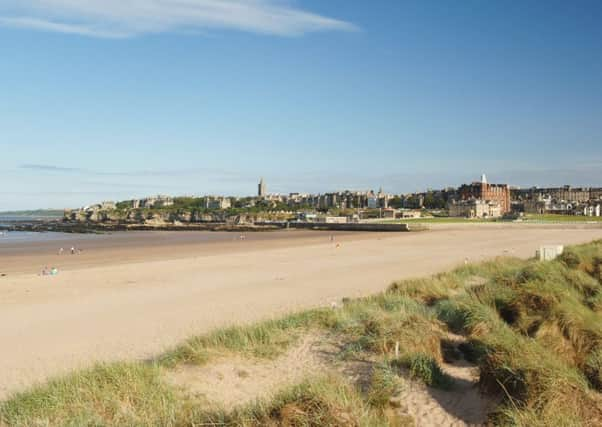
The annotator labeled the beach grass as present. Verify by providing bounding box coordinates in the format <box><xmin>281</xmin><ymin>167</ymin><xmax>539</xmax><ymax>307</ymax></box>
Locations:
<box><xmin>393</xmin><ymin>354</ymin><xmax>453</xmax><ymax>390</ymax></box>
<box><xmin>2</xmin><ymin>240</ymin><xmax>602</xmax><ymax>426</ymax></box>
<box><xmin>158</xmin><ymin>310</ymin><xmax>327</xmax><ymax>368</ymax></box>
<box><xmin>0</xmin><ymin>363</ymin><xmax>183</xmax><ymax>427</ymax></box>
<box><xmin>190</xmin><ymin>375</ymin><xmax>393</xmax><ymax>427</ymax></box>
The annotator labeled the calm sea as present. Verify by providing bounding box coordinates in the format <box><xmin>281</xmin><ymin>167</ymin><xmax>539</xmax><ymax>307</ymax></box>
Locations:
<box><xmin>0</xmin><ymin>215</ymin><xmax>83</xmax><ymax>243</ymax></box>
<box><xmin>0</xmin><ymin>215</ymin><xmax>62</xmax><ymax>223</ymax></box>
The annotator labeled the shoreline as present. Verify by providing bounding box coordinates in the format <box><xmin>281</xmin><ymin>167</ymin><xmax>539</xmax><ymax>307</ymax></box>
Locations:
<box><xmin>3</xmin><ymin>222</ymin><xmax>602</xmax><ymax>276</ymax></box>
<box><xmin>0</xmin><ymin>229</ymin><xmax>370</xmax><ymax>275</ymax></box>
<box><xmin>1</xmin><ymin>219</ymin><xmax>415</xmax><ymax>234</ymax></box>
<box><xmin>0</xmin><ymin>219</ymin><xmax>283</xmax><ymax>234</ymax></box>
<box><xmin>3</xmin><ymin>223</ymin><xmax>602</xmax><ymax>276</ymax></box>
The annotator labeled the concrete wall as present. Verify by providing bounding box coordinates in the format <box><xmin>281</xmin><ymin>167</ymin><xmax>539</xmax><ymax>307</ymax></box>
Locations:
<box><xmin>257</xmin><ymin>222</ymin><xmax>412</xmax><ymax>232</ymax></box>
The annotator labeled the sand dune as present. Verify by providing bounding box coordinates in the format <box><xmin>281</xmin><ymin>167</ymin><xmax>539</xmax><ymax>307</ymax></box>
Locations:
<box><xmin>1</xmin><ymin>224</ymin><xmax>601</xmax><ymax>399</ymax></box>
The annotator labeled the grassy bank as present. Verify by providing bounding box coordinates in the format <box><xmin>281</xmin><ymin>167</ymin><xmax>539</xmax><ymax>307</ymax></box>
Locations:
<box><xmin>379</xmin><ymin>217</ymin><xmax>498</xmax><ymax>224</ymax></box>
<box><xmin>523</xmin><ymin>214</ymin><xmax>602</xmax><ymax>223</ymax></box>
<box><xmin>379</xmin><ymin>214</ymin><xmax>602</xmax><ymax>225</ymax></box>
<box><xmin>2</xmin><ymin>242</ymin><xmax>602</xmax><ymax>426</ymax></box>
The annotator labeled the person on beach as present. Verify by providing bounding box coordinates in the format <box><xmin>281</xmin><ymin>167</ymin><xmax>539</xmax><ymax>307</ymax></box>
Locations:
<box><xmin>58</xmin><ymin>247</ymin><xmax>64</xmax><ymax>255</ymax></box>
<box><xmin>71</xmin><ymin>247</ymin><xmax>75</xmax><ymax>255</ymax></box>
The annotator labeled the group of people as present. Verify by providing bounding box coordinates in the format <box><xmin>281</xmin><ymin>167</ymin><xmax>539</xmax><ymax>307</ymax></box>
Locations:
<box><xmin>40</xmin><ymin>266</ymin><xmax>59</xmax><ymax>276</ymax></box>
<box><xmin>39</xmin><ymin>246</ymin><xmax>84</xmax><ymax>277</ymax></box>
<box><xmin>58</xmin><ymin>246</ymin><xmax>82</xmax><ymax>255</ymax></box>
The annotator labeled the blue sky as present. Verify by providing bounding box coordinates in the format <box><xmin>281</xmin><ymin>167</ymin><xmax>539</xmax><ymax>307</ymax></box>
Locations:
<box><xmin>1</xmin><ymin>0</ymin><xmax>601</xmax><ymax>210</ymax></box>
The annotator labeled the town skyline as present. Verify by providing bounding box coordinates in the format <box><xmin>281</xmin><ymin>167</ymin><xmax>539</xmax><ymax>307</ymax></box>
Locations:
<box><xmin>4</xmin><ymin>171</ymin><xmax>602</xmax><ymax>212</ymax></box>
<box><xmin>58</xmin><ymin>174</ymin><xmax>601</xmax><ymax>224</ymax></box>
<box><xmin>64</xmin><ymin>174</ymin><xmax>602</xmax><ymax>211</ymax></box>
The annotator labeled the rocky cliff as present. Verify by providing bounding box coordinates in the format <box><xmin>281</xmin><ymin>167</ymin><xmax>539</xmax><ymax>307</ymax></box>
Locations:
<box><xmin>63</xmin><ymin>208</ymin><xmax>293</xmax><ymax>230</ymax></box>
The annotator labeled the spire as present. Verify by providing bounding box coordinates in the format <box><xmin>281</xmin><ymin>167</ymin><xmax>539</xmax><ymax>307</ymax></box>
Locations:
<box><xmin>481</xmin><ymin>173</ymin><xmax>487</xmax><ymax>184</ymax></box>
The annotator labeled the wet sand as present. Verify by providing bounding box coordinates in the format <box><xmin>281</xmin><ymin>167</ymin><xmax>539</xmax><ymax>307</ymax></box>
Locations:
<box><xmin>0</xmin><ymin>230</ymin><xmax>364</xmax><ymax>275</ymax></box>
<box><xmin>1</xmin><ymin>224</ymin><xmax>602</xmax><ymax>399</ymax></box>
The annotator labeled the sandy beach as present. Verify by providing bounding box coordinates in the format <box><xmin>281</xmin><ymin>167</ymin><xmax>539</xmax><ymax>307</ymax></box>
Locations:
<box><xmin>1</xmin><ymin>224</ymin><xmax>602</xmax><ymax>399</ymax></box>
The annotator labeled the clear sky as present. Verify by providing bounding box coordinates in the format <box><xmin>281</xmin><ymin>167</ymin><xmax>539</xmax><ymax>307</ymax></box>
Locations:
<box><xmin>1</xmin><ymin>0</ymin><xmax>601</xmax><ymax>210</ymax></box>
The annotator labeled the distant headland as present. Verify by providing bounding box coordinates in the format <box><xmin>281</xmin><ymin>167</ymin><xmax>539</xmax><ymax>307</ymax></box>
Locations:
<box><xmin>3</xmin><ymin>176</ymin><xmax>602</xmax><ymax>233</ymax></box>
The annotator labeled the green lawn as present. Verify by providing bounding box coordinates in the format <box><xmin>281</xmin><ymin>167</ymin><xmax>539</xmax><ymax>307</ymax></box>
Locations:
<box><xmin>378</xmin><ymin>214</ymin><xmax>602</xmax><ymax>224</ymax></box>
<box><xmin>523</xmin><ymin>214</ymin><xmax>602</xmax><ymax>223</ymax></box>
<box><xmin>378</xmin><ymin>217</ymin><xmax>498</xmax><ymax>224</ymax></box>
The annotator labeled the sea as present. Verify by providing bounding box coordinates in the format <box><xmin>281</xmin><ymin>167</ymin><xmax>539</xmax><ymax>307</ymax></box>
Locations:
<box><xmin>0</xmin><ymin>215</ymin><xmax>33</xmax><ymax>223</ymax></box>
<box><xmin>0</xmin><ymin>215</ymin><xmax>85</xmax><ymax>244</ymax></box>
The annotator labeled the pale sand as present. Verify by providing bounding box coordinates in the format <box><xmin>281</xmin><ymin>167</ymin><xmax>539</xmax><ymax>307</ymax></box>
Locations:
<box><xmin>1</xmin><ymin>224</ymin><xmax>602</xmax><ymax>399</ymax></box>
<box><xmin>166</xmin><ymin>334</ymin><xmax>328</xmax><ymax>409</ymax></box>
<box><xmin>166</xmin><ymin>332</ymin><xmax>497</xmax><ymax>426</ymax></box>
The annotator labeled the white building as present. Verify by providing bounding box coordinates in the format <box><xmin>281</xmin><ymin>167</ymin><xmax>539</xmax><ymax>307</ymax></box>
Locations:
<box><xmin>448</xmin><ymin>199</ymin><xmax>502</xmax><ymax>218</ymax></box>
<box><xmin>584</xmin><ymin>204</ymin><xmax>601</xmax><ymax>217</ymax></box>
<box><xmin>206</xmin><ymin>197</ymin><xmax>232</xmax><ymax>210</ymax></box>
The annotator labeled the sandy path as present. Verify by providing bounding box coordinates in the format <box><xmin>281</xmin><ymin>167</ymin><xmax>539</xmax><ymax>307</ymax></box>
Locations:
<box><xmin>1</xmin><ymin>225</ymin><xmax>601</xmax><ymax>399</ymax></box>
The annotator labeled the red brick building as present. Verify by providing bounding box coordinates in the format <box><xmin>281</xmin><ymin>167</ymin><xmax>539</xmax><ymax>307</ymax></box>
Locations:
<box><xmin>458</xmin><ymin>175</ymin><xmax>511</xmax><ymax>214</ymax></box>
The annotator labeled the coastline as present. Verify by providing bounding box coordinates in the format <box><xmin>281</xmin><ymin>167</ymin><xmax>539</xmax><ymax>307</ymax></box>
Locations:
<box><xmin>0</xmin><ymin>229</ymin><xmax>373</xmax><ymax>275</ymax></box>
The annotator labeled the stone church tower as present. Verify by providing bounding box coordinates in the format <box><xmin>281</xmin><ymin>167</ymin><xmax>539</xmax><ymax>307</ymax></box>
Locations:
<box><xmin>258</xmin><ymin>178</ymin><xmax>267</xmax><ymax>197</ymax></box>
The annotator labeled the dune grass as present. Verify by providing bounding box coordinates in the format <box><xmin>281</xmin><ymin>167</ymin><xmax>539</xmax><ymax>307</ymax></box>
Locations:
<box><xmin>393</xmin><ymin>354</ymin><xmax>453</xmax><ymax>390</ymax></box>
<box><xmin>0</xmin><ymin>294</ymin><xmax>444</xmax><ymax>426</ymax></box>
<box><xmin>187</xmin><ymin>375</ymin><xmax>393</xmax><ymax>427</ymax></box>
<box><xmin>387</xmin><ymin>240</ymin><xmax>602</xmax><ymax>426</ymax></box>
<box><xmin>0</xmin><ymin>363</ymin><xmax>183</xmax><ymax>427</ymax></box>
<box><xmin>158</xmin><ymin>310</ymin><xmax>328</xmax><ymax>368</ymax></box>
<box><xmin>3</xmin><ymin>240</ymin><xmax>602</xmax><ymax>426</ymax></box>
<box><xmin>1</xmin><ymin>370</ymin><xmax>392</xmax><ymax>427</ymax></box>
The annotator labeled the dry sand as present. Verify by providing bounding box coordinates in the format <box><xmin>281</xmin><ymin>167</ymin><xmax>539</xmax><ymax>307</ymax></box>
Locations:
<box><xmin>164</xmin><ymin>330</ymin><xmax>498</xmax><ymax>426</ymax></box>
<box><xmin>166</xmin><ymin>334</ymin><xmax>328</xmax><ymax>409</ymax></box>
<box><xmin>1</xmin><ymin>224</ymin><xmax>602</xmax><ymax>400</ymax></box>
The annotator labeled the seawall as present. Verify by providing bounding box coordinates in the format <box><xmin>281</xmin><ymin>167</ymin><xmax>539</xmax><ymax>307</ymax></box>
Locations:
<box><xmin>256</xmin><ymin>222</ymin><xmax>416</xmax><ymax>232</ymax></box>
